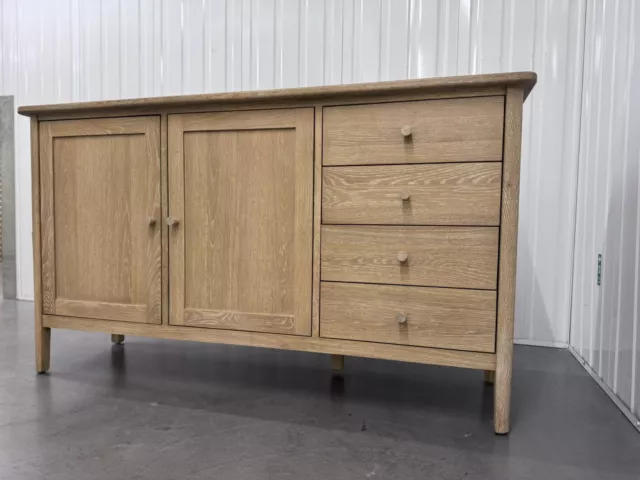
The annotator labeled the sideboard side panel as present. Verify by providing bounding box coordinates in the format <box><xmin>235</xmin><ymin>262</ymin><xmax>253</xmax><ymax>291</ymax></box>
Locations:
<box><xmin>32</xmin><ymin>118</ymin><xmax>50</xmax><ymax>373</ymax></box>
<box><xmin>312</xmin><ymin>106</ymin><xmax>323</xmax><ymax>338</ymax></box>
<box><xmin>495</xmin><ymin>88</ymin><xmax>525</xmax><ymax>434</ymax></box>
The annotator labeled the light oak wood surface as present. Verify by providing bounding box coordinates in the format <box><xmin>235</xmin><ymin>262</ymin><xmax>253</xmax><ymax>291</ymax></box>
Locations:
<box><xmin>168</xmin><ymin>109</ymin><xmax>314</xmax><ymax>335</ymax></box>
<box><xmin>323</xmin><ymin>96</ymin><xmax>504</xmax><ymax>166</ymax></box>
<box><xmin>312</xmin><ymin>106</ymin><xmax>323</xmax><ymax>337</ymax></box>
<box><xmin>54</xmin><ymin>300</ymin><xmax>147</xmax><ymax>323</ymax></box>
<box><xmin>31</xmin><ymin>118</ymin><xmax>50</xmax><ymax>373</ymax></box>
<box><xmin>321</xmin><ymin>225</ymin><xmax>499</xmax><ymax>290</ymax></box>
<box><xmin>322</xmin><ymin>163</ymin><xmax>502</xmax><ymax>226</ymax></box>
<box><xmin>495</xmin><ymin>87</ymin><xmax>525</xmax><ymax>435</ymax></box>
<box><xmin>39</xmin><ymin>116</ymin><xmax>162</xmax><ymax>324</ymax></box>
<box><xmin>320</xmin><ymin>282</ymin><xmax>496</xmax><ymax>352</ymax></box>
<box><xmin>22</xmin><ymin>74</ymin><xmax>534</xmax><ymax>434</ymax></box>
<box><xmin>43</xmin><ymin>314</ymin><xmax>497</xmax><ymax>370</ymax></box>
<box><xmin>18</xmin><ymin>72</ymin><xmax>536</xmax><ymax>117</ymax></box>
<box><xmin>160</xmin><ymin>114</ymin><xmax>169</xmax><ymax>325</ymax></box>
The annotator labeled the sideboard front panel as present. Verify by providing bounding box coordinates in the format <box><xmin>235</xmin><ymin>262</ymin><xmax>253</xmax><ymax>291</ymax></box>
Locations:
<box><xmin>322</xmin><ymin>163</ymin><xmax>502</xmax><ymax>226</ymax></box>
<box><xmin>322</xmin><ymin>96</ymin><xmax>505</xmax><ymax>166</ymax></box>
<box><xmin>39</xmin><ymin>117</ymin><xmax>162</xmax><ymax>324</ymax></box>
<box><xmin>168</xmin><ymin>109</ymin><xmax>314</xmax><ymax>336</ymax></box>
<box><xmin>321</xmin><ymin>225</ymin><xmax>499</xmax><ymax>290</ymax></box>
<box><xmin>320</xmin><ymin>282</ymin><xmax>497</xmax><ymax>352</ymax></box>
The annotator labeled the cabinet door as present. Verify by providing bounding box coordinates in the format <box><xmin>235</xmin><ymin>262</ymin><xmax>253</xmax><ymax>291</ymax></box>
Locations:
<box><xmin>168</xmin><ymin>109</ymin><xmax>314</xmax><ymax>335</ymax></box>
<box><xmin>39</xmin><ymin>117</ymin><xmax>161</xmax><ymax>324</ymax></box>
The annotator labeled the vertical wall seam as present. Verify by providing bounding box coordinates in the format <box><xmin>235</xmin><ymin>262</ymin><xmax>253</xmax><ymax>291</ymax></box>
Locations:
<box><xmin>588</xmin><ymin>0</ymin><xmax>606</xmax><ymax>369</ymax></box>
<box><xmin>138</xmin><ymin>0</ymin><xmax>141</xmax><ymax>96</ymax></box>
<box><xmin>202</xmin><ymin>0</ymin><xmax>206</xmax><ymax>92</ymax></box>
<box><xmin>118</xmin><ymin>0</ymin><xmax>122</xmax><ymax>98</ymax></box>
<box><xmin>629</xmin><ymin>0</ymin><xmax>640</xmax><ymax>415</ymax></box>
<box><xmin>527</xmin><ymin>0</ymin><xmax>544</xmax><ymax>341</ymax></box>
<box><xmin>581</xmin><ymin>0</ymin><xmax>595</xmax><ymax>363</ymax></box>
<box><xmin>406</xmin><ymin>0</ymin><xmax>413</xmax><ymax>79</ymax></box>
<box><xmin>0</xmin><ymin>0</ymin><xmax>3</xmax><ymax>94</ymax></box>
<box><xmin>567</xmin><ymin>0</ymin><xmax>589</xmax><ymax>353</ymax></box>
<box><xmin>468</xmin><ymin>0</ymin><xmax>476</xmax><ymax>73</ymax></box>
<box><xmin>613</xmin><ymin>0</ymin><xmax>634</xmax><ymax>393</ymax></box>
<box><xmin>376</xmin><ymin>0</ymin><xmax>381</xmax><ymax>81</ymax></box>
<box><xmin>598</xmin><ymin>0</ymin><xmax>619</xmax><ymax>377</ymax></box>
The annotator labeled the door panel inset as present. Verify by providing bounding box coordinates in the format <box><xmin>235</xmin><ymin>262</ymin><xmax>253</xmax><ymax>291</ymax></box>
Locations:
<box><xmin>168</xmin><ymin>109</ymin><xmax>314</xmax><ymax>335</ymax></box>
<box><xmin>39</xmin><ymin>116</ymin><xmax>162</xmax><ymax>323</ymax></box>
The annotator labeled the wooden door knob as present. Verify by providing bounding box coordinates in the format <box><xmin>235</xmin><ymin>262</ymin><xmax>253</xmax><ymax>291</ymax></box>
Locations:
<box><xmin>397</xmin><ymin>251</ymin><xmax>409</xmax><ymax>263</ymax></box>
<box><xmin>147</xmin><ymin>217</ymin><xmax>157</xmax><ymax>226</ymax></box>
<box><xmin>396</xmin><ymin>313</ymin><xmax>408</xmax><ymax>325</ymax></box>
<box><xmin>166</xmin><ymin>216</ymin><xmax>179</xmax><ymax>226</ymax></box>
<box><xmin>401</xmin><ymin>125</ymin><xmax>412</xmax><ymax>137</ymax></box>
<box><xmin>400</xmin><ymin>192</ymin><xmax>411</xmax><ymax>201</ymax></box>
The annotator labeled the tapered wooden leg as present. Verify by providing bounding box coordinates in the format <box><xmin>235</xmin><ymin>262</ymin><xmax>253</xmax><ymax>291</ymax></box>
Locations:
<box><xmin>111</xmin><ymin>334</ymin><xmax>125</xmax><ymax>345</ymax></box>
<box><xmin>331</xmin><ymin>354</ymin><xmax>344</xmax><ymax>371</ymax></box>
<box><xmin>36</xmin><ymin>327</ymin><xmax>51</xmax><ymax>374</ymax></box>
<box><xmin>31</xmin><ymin>116</ymin><xmax>50</xmax><ymax>375</ymax></box>
<box><xmin>484</xmin><ymin>370</ymin><xmax>495</xmax><ymax>385</ymax></box>
<box><xmin>494</xmin><ymin>359</ymin><xmax>512</xmax><ymax>434</ymax></box>
<box><xmin>493</xmin><ymin>87</ymin><xmax>523</xmax><ymax>435</ymax></box>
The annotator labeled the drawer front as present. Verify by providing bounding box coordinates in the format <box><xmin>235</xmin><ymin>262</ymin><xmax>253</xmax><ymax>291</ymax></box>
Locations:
<box><xmin>323</xmin><ymin>96</ymin><xmax>504</xmax><ymax>166</ymax></box>
<box><xmin>321</xmin><ymin>226</ymin><xmax>498</xmax><ymax>289</ymax></box>
<box><xmin>322</xmin><ymin>163</ymin><xmax>502</xmax><ymax>226</ymax></box>
<box><xmin>320</xmin><ymin>282</ymin><xmax>496</xmax><ymax>352</ymax></box>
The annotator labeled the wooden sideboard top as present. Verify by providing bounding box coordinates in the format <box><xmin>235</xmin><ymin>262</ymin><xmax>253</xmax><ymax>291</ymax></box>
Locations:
<box><xmin>18</xmin><ymin>71</ymin><xmax>536</xmax><ymax>118</ymax></box>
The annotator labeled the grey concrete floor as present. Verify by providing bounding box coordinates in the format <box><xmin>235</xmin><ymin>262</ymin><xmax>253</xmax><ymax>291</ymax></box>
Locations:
<box><xmin>1</xmin><ymin>300</ymin><xmax>639</xmax><ymax>480</ymax></box>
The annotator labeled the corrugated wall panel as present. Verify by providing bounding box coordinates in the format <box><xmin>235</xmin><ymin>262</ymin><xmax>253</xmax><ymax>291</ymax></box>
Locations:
<box><xmin>0</xmin><ymin>0</ymin><xmax>585</xmax><ymax>348</ymax></box>
<box><xmin>570</xmin><ymin>0</ymin><xmax>640</xmax><ymax>424</ymax></box>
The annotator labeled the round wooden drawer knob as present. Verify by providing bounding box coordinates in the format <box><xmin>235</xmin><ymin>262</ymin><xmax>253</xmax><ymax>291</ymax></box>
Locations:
<box><xmin>401</xmin><ymin>192</ymin><xmax>411</xmax><ymax>201</ymax></box>
<box><xmin>397</xmin><ymin>313</ymin><xmax>408</xmax><ymax>325</ymax></box>
<box><xmin>397</xmin><ymin>251</ymin><xmax>409</xmax><ymax>263</ymax></box>
<box><xmin>166</xmin><ymin>216</ymin><xmax>180</xmax><ymax>226</ymax></box>
<box><xmin>147</xmin><ymin>216</ymin><xmax>157</xmax><ymax>226</ymax></box>
<box><xmin>401</xmin><ymin>125</ymin><xmax>412</xmax><ymax>137</ymax></box>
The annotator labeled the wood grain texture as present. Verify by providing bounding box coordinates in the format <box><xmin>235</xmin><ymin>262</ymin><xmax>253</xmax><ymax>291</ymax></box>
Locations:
<box><xmin>43</xmin><ymin>314</ymin><xmax>497</xmax><ymax>370</ymax></box>
<box><xmin>39</xmin><ymin>124</ymin><xmax>55</xmax><ymax>314</ymax></box>
<box><xmin>167</xmin><ymin>114</ymin><xmax>185</xmax><ymax>326</ymax></box>
<box><xmin>18</xmin><ymin>72</ymin><xmax>536</xmax><ymax>117</ymax></box>
<box><xmin>322</xmin><ymin>163</ymin><xmax>502</xmax><ymax>225</ymax></box>
<box><xmin>39</xmin><ymin>116</ymin><xmax>162</xmax><ymax>324</ymax></box>
<box><xmin>168</xmin><ymin>109</ymin><xmax>314</xmax><ymax>335</ymax></box>
<box><xmin>495</xmin><ymin>87</ymin><xmax>524</xmax><ymax>435</ymax></box>
<box><xmin>55</xmin><ymin>299</ymin><xmax>147</xmax><ymax>323</ymax></box>
<box><xmin>160</xmin><ymin>114</ymin><xmax>169</xmax><ymax>325</ymax></box>
<box><xmin>26</xmin><ymin>77</ymin><xmax>532</xmax><ymax>421</ymax></box>
<box><xmin>321</xmin><ymin>226</ymin><xmax>499</xmax><ymax>290</ymax></box>
<box><xmin>312</xmin><ymin>107</ymin><xmax>323</xmax><ymax>337</ymax></box>
<box><xmin>29</xmin><ymin>88</ymin><xmax>508</xmax><ymax>122</ymax></box>
<box><xmin>31</xmin><ymin>118</ymin><xmax>50</xmax><ymax>373</ymax></box>
<box><xmin>320</xmin><ymin>282</ymin><xmax>496</xmax><ymax>352</ymax></box>
<box><xmin>184</xmin><ymin>310</ymin><xmax>295</xmax><ymax>335</ymax></box>
<box><xmin>323</xmin><ymin>96</ymin><xmax>504</xmax><ymax>166</ymax></box>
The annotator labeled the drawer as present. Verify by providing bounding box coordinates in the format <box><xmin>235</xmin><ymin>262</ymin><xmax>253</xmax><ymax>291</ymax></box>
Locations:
<box><xmin>320</xmin><ymin>282</ymin><xmax>496</xmax><ymax>353</ymax></box>
<box><xmin>321</xmin><ymin>226</ymin><xmax>498</xmax><ymax>289</ymax></box>
<box><xmin>323</xmin><ymin>96</ymin><xmax>504</xmax><ymax>166</ymax></box>
<box><xmin>322</xmin><ymin>163</ymin><xmax>502</xmax><ymax>226</ymax></box>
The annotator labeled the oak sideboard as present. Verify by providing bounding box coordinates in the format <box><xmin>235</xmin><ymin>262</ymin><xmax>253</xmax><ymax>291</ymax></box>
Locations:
<box><xmin>19</xmin><ymin>72</ymin><xmax>536</xmax><ymax>434</ymax></box>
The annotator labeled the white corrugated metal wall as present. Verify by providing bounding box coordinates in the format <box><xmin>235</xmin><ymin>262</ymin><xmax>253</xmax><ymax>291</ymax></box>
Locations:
<box><xmin>0</xmin><ymin>0</ymin><xmax>586</xmax><ymax>346</ymax></box>
<box><xmin>570</xmin><ymin>0</ymin><xmax>640</xmax><ymax>424</ymax></box>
